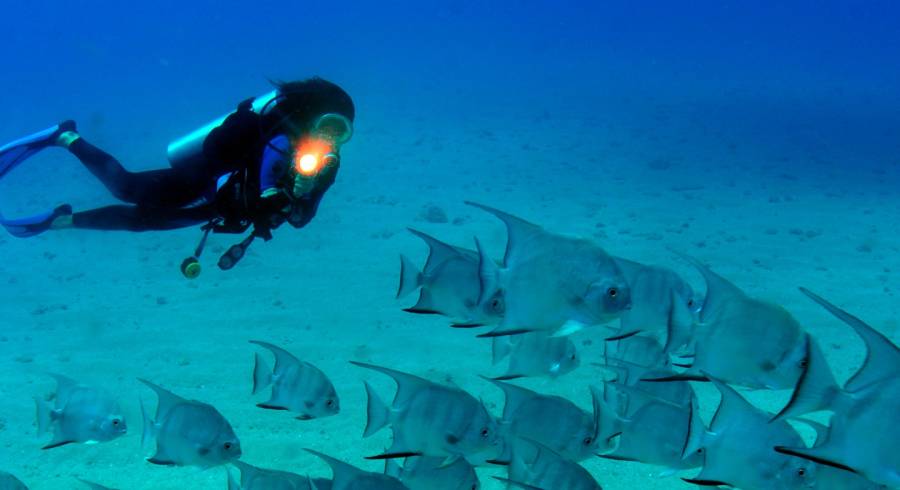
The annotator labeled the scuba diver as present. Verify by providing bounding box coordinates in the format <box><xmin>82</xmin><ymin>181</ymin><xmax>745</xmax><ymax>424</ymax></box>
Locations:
<box><xmin>0</xmin><ymin>77</ymin><xmax>354</xmax><ymax>277</ymax></box>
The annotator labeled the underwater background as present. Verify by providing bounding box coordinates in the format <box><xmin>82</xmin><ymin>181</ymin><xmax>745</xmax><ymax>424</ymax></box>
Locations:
<box><xmin>1</xmin><ymin>1</ymin><xmax>899</xmax><ymax>488</ymax></box>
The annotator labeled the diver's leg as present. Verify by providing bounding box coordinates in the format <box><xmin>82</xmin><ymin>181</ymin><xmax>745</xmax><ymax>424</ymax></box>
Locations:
<box><xmin>68</xmin><ymin>205</ymin><xmax>215</xmax><ymax>232</ymax></box>
<box><xmin>63</xmin><ymin>137</ymin><xmax>213</xmax><ymax>207</ymax></box>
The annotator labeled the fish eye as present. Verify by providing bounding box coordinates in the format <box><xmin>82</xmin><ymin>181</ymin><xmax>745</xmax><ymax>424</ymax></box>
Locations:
<box><xmin>112</xmin><ymin>419</ymin><xmax>120</xmax><ymax>426</ymax></box>
<box><xmin>224</xmin><ymin>442</ymin><xmax>233</xmax><ymax>451</ymax></box>
<box><xmin>480</xmin><ymin>428</ymin><xmax>490</xmax><ymax>438</ymax></box>
<box><xmin>797</xmin><ymin>468</ymin><xmax>806</xmax><ymax>477</ymax></box>
<box><xmin>687</xmin><ymin>299</ymin><xmax>694</xmax><ymax>307</ymax></box>
<box><xmin>799</xmin><ymin>358</ymin><xmax>809</xmax><ymax>369</ymax></box>
<box><xmin>326</xmin><ymin>399</ymin><xmax>334</xmax><ymax>407</ymax></box>
<box><xmin>583</xmin><ymin>436</ymin><xmax>593</xmax><ymax>446</ymax></box>
<box><xmin>607</xmin><ymin>287</ymin><xmax>617</xmax><ymax>298</ymax></box>
<box><xmin>696</xmin><ymin>448</ymin><xmax>704</xmax><ymax>454</ymax></box>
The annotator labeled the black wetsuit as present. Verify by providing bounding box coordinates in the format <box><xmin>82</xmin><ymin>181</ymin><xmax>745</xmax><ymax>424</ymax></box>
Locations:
<box><xmin>66</xmin><ymin>101</ymin><xmax>336</xmax><ymax>239</ymax></box>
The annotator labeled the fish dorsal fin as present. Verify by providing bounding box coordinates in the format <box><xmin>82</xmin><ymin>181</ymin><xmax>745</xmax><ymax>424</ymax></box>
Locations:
<box><xmin>138</xmin><ymin>379</ymin><xmax>187</xmax><ymax>418</ymax></box>
<box><xmin>351</xmin><ymin>362</ymin><xmax>437</xmax><ymax>406</ymax></box>
<box><xmin>486</xmin><ymin>378</ymin><xmax>540</xmax><ymax>421</ymax></box>
<box><xmin>306</xmin><ymin>449</ymin><xmax>366</xmax><ymax>488</ymax></box>
<box><xmin>708</xmin><ymin>377</ymin><xmax>765</xmax><ymax>432</ymax></box>
<box><xmin>48</xmin><ymin>373</ymin><xmax>81</xmax><ymax>403</ymax></box>
<box><xmin>677</xmin><ymin>253</ymin><xmax>746</xmax><ymax>325</ymax></box>
<box><xmin>473</xmin><ymin>236</ymin><xmax>501</xmax><ymax>306</ymax></box>
<box><xmin>407</xmin><ymin>228</ymin><xmax>466</xmax><ymax>274</ymax></box>
<box><xmin>249</xmin><ymin>340</ymin><xmax>301</xmax><ymax>375</ymax></box>
<box><xmin>800</xmin><ymin>287</ymin><xmax>900</xmax><ymax>391</ymax></box>
<box><xmin>465</xmin><ymin>202</ymin><xmax>546</xmax><ymax>267</ymax></box>
<box><xmin>772</xmin><ymin>335</ymin><xmax>841</xmax><ymax>421</ymax></box>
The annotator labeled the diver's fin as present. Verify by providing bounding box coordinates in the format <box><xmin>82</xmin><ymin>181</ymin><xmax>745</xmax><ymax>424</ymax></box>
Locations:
<box><xmin>0</xmin><ymin>120</ymin><xmax>74</xmax><ymax>179</ymax></box>
<box><xmin>0</xmin><ymin>204</ymin><xmax>72</xmax><ymax>238</ymax></box>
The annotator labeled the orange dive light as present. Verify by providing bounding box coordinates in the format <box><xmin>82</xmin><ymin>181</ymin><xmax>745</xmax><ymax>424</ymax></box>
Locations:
<box><xmin>294</xmin><ymin>138</ymin><xmax>335</xmax><ymax>176</ymax></box>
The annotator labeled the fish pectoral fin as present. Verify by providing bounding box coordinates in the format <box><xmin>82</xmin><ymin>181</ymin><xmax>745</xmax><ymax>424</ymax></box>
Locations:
<box><xmin>402</xmin><ymin>307</ymin><xmax>441</xmax><ymax>315</ymax></box>
<box><xmin>147</xmin><ymin>457</ymin><xmax>177</xmax><ymax>466</ymax></box>
<box><xmin>551</xmin><ymin>319</ymin><xmax>586</xmax><ymax>337</ymax></box>
<box><xmin>773</xmin><ymin>446</ymin><xmax>858</xmax><ymax>474</ymax></box>
<box><xmin>477</xmin><ymin>327</ymin><xmax>534</xmax><ymax>338</ymax></box>
<box><xmin>364</xmin><ymin>451</ymin><xmax>423</xmax><ymax>460</ymax></box>
<box><xmin>256</xmin><ymin>403</ymin><xmax>289</xmax><ymax>411</ymax></box>
<box><xmin>42</xmin><ymin>439</ymin><xmax>76</xmax><ymax>450</ymax></box>
<box><xmin>450</xmin><ymin>322</ymin><xmax>485</xmax><ymax>329</ymax></box>
<box><xmin>681</xmin><ymin>477</ymin><xmax>733</xmax><ymax>487</ymax></box>
<box><xmin>437</xmin><ymin>454</ymin><xmax>461</xmax><ymax>468</ymax></box>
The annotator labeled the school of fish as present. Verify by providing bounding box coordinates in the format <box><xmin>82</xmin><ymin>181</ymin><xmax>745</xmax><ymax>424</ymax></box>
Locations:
<box><xmin>2</xmin><ymin>202</ymin><xmax>897</xmax><ymax>489</ymax></box>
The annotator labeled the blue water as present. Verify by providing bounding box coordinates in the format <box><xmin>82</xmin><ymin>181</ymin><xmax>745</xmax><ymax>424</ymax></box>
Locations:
<box><xmin>1</xmin><ymin>1</ymin><xmax>898</xmax><ymax>489</ymax></box>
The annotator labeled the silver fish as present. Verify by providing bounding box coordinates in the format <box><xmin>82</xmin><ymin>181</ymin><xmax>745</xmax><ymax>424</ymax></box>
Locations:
<box><xmin>468</xmin><ymin>202</ymin><xmax>631</xmax><ymax>338</ymax></box>
<box><xmin>354</xmin><ymin>362</ymin><xmax>500</xmax><ymax>464</ymax></box>
<box><xmin>773</xmin><ymin>288</ymin><xmax>900</xmax><ymax>488</ymax></box>
<box><xmin>649</xmin><ymin>255</ymin><xmax>808</xmax><ymax>389</ymax></box>
<box><xmin>228</xmin><ymin>460</ymin><xmax>319</xmax><ymax>490</ymax></box>
<box><xmin>306</xmin><ymin>449</ymin><xmax>408</xmax><ymax>490</ymax></box>
<box><xmin>251</xmin><ymin>340</ymin><xmax>340</xmax><ymax>420</ymax></box>
<box><xmin>34</xmin><ymin>374</ymin><xmax>126</xmax><ymax>449</ymax></box>
<box><xmin>0</xmin><ymin>472</ymin><xmax>27</xmax><ymax>490</ymax></box>
<box><xmin>139</xmin><ymin>379</ymin><xmax>241</xmax><ymax>467</ymax></box>
<box><xmin>398</xmin><ymin>229</ymin><xmax>505</xmax><ymax>327</ymax></box>
<box><xmin>497</xmin><ymin>437</ymin><xmax>602</xmax><ymax>490</ymax></box>
<box><xmin>384</xmin><ymin>456</ymin><xmax>479</xmax><ymax>490</ymax></box>
<box><xmin>610</xmin><ymin>257</ymin><xmax>698</xmax><ymax>352</ymax></box>
<box><xmin>490</xmin><ymin>332</ymin><xmax>579</xmax><ymax>380</ymax></box>
<box><xmin>683</xmin><ymin>377</ymin><xmax>816</xmax><ymax>489</ymax></box>
<box><xmin>489</xmin><ymin>379</ymin><xmax>613</xmax><ymax>461</ymax></box>
<box><xmin>599</xmin><ymin>383</ymin><xmax>701</xmax><ymax>471</ymax></box>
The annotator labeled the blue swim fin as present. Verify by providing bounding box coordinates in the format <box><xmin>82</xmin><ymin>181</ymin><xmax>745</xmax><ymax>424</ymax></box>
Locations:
<box><xmin>0</xmin><ymin>120</ymin><xmax>74</xmax><ymax>179</ymax></box>
<box><xmin>0</xmin><ymin>121</ymin><xmax>76</xmax><ymax>237</ymax></box>
<box><xmin>0</xmin><ymin>204</ymin><xmax>72</xmax><ymax>237</ymax></box>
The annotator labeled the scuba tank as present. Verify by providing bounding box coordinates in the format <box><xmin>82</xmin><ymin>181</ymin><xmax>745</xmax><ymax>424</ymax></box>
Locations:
<box><xmin>166</xmin><ymin>90</ymin><xmax>280</xmax><ymax>169</ymax></box>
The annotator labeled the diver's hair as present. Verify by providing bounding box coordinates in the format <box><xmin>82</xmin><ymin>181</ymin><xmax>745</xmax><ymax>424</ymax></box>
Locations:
<box><xmin>265</xmin><ymin>77</ymin><xmax>355</xmax><ymax>137</ymax></box>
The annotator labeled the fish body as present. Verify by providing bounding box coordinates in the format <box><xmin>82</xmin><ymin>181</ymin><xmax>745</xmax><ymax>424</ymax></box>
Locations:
<box><xmin>251</xmin><ymin>340</ymin><xmax>340</xmax><ymax>420</ymax></box>
<box><xmin>499</xmin><ymin>438</ymin><xmax>602</xmax><ymax>490</ymax></box>
<box><xmin>307</xmin><ymin>450</ymin><xmax>408</xmax><ymax>490</ymax></box>
<box><xmin>684</xmin><ymin>377</ymin><xmax>817</xmax><ymax>489</ymax></box>
<box><xmin>773</xmin><ymin>289</ymin><xmax>900</xmax><ymax>487</ymax></box>
<box><xmin>355</xmin><ymin>362</ymin><xmax>500</xmax><ymax>463</ymax></box>
<box><xmin>490</xmin><ymin>380</ymin><xmax>612</xmax><ymax>461</ymax></box>
<box><xmin>491</xmin><ymin>332</ymin><xmax>579</xmax><ymax>380</ymax></box>
<box><xmin>34</xmin><ymin>374</ymin><xmax>126</xmax><ymax>449</ymax></box>
<box><xmin>139</xmin><ymin>379</ymin><xmax>241</xmax><ymax>468</ymax></box>
<box><xmin>383</xmin><ymin>456</ymin><xmax>479</xmax><ymax>490</ymax></box>
<box><xmin>665</xmin><ymin>255</ymin><xmax>808</xmax><ymax>389</ymax></box>
<box><xmin>468</xmin><ymin>202</ymin><xmax>631</xmax><ymax>337</ymax></box>
<box><xmin>398</xmin><ymin>229</ymin><xmax>505</xmax><ymax>325</ymax></box>
<box><xmin>228</xmin><ymin>461</ymin><xmax>317</xmax><ymax>490</ymax></box>
<box><xmin>611</xmin><ymin>257</ymin><xmax>698</xmax><ymax>350</ymax></box>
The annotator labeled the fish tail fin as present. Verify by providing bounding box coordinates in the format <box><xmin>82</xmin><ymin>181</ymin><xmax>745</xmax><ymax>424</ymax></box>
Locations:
<box><xmin>140</xmin><ymin>397</ymin><xmax>156</xmax><ymax>449</ymax></box>
<box><xmin>397</xmin><ymin>254</ymin><xmax>423</xmax><ymax>299</ymax></box>
<box><xmin>772</xmin><ymin>334</ymin><xmax>842</xmax><ymax>421</ymax></box>
<box><xmin>251</xmin><ymin>352</ymin><xmax>273</xmax><ymax>395</ymax></box>
<box><xmin>34</xmin><ymin>397</ymin><xmax>54</xmax><ymax>434</ymax></box>
<box><xmin>362</xmin><ymin>381</ymin><xmax>390</xmax><ymax>438</ymax></box>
